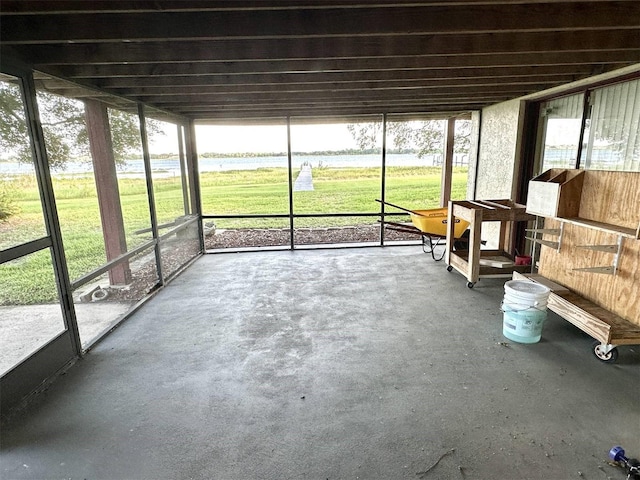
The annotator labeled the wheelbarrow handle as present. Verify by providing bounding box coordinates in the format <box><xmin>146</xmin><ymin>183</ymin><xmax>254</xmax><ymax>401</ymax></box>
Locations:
<box><xmin>375</xmin><ymin>199</ymin><xmax>427</xmax><ymax>216</ymax></box>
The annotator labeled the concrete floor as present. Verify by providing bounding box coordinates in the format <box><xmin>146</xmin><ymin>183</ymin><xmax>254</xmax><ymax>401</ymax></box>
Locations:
<box><xmin>1</xmin><ymin>247</ymin><xmax>639</xmax><ymax>480</ymax></box>
<box><xmin>0</xmin><ymin>302</ymin><xmax>134</xmax><ymax>374</ymax></box>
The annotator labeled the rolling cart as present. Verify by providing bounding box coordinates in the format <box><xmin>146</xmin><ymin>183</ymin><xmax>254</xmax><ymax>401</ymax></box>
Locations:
<box><xmin>445</xmin><ymin>199</ymin><xmax>534</xmax><ymax>288</ymax></box>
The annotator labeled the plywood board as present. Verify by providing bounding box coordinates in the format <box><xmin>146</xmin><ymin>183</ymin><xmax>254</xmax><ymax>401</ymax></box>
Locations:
<box><xmin>579</xmin><ymin>171</ymin><xmax>640</xmax><ymax>231</ymax></box>
<box><xmin>479</xmin><ymin>256</ymin><xmax>513</xmax><ymax>268</ymax></box>
<box><xmin>539</xmin><ymin>217</ymin><xmax>640</xmax><ymax>327</ymax></box>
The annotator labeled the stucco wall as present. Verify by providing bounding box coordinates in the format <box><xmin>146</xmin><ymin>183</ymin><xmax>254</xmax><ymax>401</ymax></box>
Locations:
<box><xmin>471</xmin><ymin>99</ymin><xmax>524</xmax><ymax>247</ymax></box>
<box><xmin>474</xmin><ymin>98</ymin><xmax>523</xmax><ymax>200</ymax></box>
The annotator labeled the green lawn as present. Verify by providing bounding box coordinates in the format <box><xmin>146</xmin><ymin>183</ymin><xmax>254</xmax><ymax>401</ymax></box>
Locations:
<box><xmin>1</xmin><ymin>166</ymin><xmax>468</xmax><ymax>304</ymax></box>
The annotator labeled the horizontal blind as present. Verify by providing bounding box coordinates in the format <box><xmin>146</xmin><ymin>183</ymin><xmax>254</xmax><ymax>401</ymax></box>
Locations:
<box><xmin>587</xmin><ymin>79</ymin><xmax>640</xmax><ymax>172</ymax></box>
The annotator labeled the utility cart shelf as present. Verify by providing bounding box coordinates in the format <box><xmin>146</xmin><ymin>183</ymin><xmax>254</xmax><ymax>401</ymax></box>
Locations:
<box><xmin>445</xmin><ymin>199</ymin><xmax>535</xmax><ymax>288</ymax></box>
<box><xmin>513</xmin><ymin>272</ymin><xmax>640</xmax><ymax>363</ymax></box>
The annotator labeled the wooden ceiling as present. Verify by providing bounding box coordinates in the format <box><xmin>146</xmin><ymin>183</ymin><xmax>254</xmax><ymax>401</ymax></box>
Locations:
<box><xmin>2</xmin><ymin>1</ymin><xmax>639</xmax><ymax>122</ymax></box>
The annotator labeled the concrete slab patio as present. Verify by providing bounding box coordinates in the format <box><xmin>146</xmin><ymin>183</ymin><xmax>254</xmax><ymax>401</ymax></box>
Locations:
<box><xmin>0</xmin><ymin>302</ymin><xmax>134</xmax><ymax>374</ymax></box>
<box><xmin>1</xmin><ymin>247</ymin><xmax>639</xmax><ymax>479</ymax></box>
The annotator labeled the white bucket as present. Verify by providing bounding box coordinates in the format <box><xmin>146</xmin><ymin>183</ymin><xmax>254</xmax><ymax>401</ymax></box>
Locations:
<box><xmin>501</xmin><ymin>280</ymin><xmax>551</xmax><ymax>344</ymax></box>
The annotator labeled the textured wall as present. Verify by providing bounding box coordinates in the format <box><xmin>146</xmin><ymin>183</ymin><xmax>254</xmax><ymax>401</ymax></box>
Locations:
<box><xmin>475</xmin><ymin>99</ymin><xmax>523</xmax><ymax>199</ymax></box>
<box><xmin>473</xmin><ymin>99</ymin><xmax>524</xmax><ymax>248</ymax></box>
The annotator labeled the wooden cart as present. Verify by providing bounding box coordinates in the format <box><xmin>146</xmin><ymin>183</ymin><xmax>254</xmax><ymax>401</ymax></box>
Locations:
<box><xmin>513</xmin><ymin>272</ymin><xmax>640</xmax><ymax>363</ymax></box>
<box><xmin>444</xmin><ymin>199</ymin><xmax>535</xmax><ymax>288</ymax></box>
<box><xmin>522</xmin><ymin>169</ymin><xmax>640</xmax><ymax>362</ymax></box>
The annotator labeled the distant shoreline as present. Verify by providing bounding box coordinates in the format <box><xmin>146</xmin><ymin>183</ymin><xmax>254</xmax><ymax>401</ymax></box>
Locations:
<box><xmin>1</xmin><ymin>153</ymin><xmax>468</xmax><ymax>177</ymax></box>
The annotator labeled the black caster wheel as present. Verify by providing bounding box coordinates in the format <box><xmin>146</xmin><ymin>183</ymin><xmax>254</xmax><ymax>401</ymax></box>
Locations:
<box><xmin>592</xmin><ymin>341</ymin><xmax>618</xmax><ymax>363</ymax></box>
<box><xmin>446</xmin><ymin>265</ymin><xmax>453</xmax><ymax>272</ymax></box>
<box><xmin>467</xmin><ymin>282</ymin><xmax>475</xmax><ymax>289</ymax></box>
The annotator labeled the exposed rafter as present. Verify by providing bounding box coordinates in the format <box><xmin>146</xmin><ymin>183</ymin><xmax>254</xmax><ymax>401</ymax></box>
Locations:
<box><xmin>2</xmin><ymin>0</ymin><xmax>639</xmax><ymax>120</ymax></box>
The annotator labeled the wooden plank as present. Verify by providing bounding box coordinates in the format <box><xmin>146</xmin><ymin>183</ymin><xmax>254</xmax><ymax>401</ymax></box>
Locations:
<box><xmin>478</xmin><ymin>200</ymin><xmax>512</xmax><ymax>209</ymax></box>
<box><xmin>478</xmin><ymin>264</ymin><xmax>530</xmax><ymax>277</ymax></box>
<box><xmin>479</xmin><ymin>256</ymin><xmax>513</xmax><ymax>268</ymax></box>
<box><xmin>553</xmin><ymin>292</ymin><xmax>640</xmax><ymax>345</ymax></box>
<box><xmin>445</xmin><ymin>200</ymin><xmax>456</xmax><ymax>266</ymax></box>
<box><xmin>84</xmin><ymin>68</ymin><xmax>591</xmax><ymax>89</ymax></box>
<box><xmin>448</xmin><ymin>251</ymin><xmax>469</xmax><ymax>274</ymax></box>
<box><xmin>5</xmin><ymin>4</ymin><xmax>639</xmax><ymax>43</ymax></box>
<box><xmin>1</xmin><ymin>1</ymin><xmax>638</xmax><ymax>16</ymax></box>
<box><xmin>512</xmin><ymin>271</ymin><xmax>570</xmax><ymax>293</ymax></box>
<box><xmin>468</xmin><ymin>200</ymin><xmax>495</xmax><ymax>209</ymax></box>
<box><xmin>468</xmin><ymin>207</ymin><xmax>483</xmax><ymax>283</ymax></box>
<box><xmin>548</xmin><ymin>292</ymin><xmax>613</xmax><ymax>344</ymax></box>
<box><xmin>479</xmin><ymin>250</ymin><xmax>508</xmax><ymax>256</ymax></box>
<box><xmin>451</xmin><ymin>202</ymin><xmax>479</xmax><ymax>222</ymax></box>
<box><xmin>51</xmin><ymin>52</ymin><xmax>639</xmax><ymax>80</ymax></box>
<box><xmin>498</xmin><ymin>217</ymin><xmax>509</xmax><ymax>252</ymax></box>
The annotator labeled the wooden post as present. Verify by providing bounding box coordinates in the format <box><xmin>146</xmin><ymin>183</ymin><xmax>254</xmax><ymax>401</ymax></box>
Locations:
<box><xmin>84</xmin><ymin>99</ymin><xmax>131</xmax><ymax>285</ymax></box>
<box><xmin>440</xmin><ymin>117</ymin><xmax>456</xmax><ymax>207</ymax></box>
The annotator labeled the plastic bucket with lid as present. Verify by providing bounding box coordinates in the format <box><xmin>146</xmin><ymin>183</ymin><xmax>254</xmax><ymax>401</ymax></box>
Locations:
<box><xmin>501</xmin><ymin>280</ymin><xmax>551</xmax><ymax>344</ymax></box>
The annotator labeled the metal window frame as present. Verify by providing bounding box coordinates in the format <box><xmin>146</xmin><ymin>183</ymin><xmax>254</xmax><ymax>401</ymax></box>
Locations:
<box><xmin>202</xmin><ymin>113</ymin><xmax>471</xmax><ymax>252</ymax></box>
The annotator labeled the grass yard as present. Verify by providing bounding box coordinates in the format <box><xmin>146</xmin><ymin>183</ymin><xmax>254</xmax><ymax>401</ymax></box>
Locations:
<box><xmin>1</xmin><ymin>165</ymin><xmax>468</xmax><ymax>304</ymax></box>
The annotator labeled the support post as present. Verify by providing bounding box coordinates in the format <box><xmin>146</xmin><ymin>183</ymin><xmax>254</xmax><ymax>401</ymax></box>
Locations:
<box><xmin>84</xmin><ymin>99</ymin><xmax>131</xmax><ymax>285</ymax></box>
<box><xmin>440</xmin><ymin>117</ymin><xmax>456</xmax><ymax>207</ymax></box>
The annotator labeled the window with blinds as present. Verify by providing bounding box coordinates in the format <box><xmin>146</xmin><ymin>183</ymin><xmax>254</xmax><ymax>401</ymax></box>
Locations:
<box><xmin>537</xmin><ymin>78</ymin><xmax>640</xmax><ymax>173</ymax></box>
<box><xmin>584</xmin><ymin>79</ymin><xmax>640</xmax><ymax>171</ymax></box>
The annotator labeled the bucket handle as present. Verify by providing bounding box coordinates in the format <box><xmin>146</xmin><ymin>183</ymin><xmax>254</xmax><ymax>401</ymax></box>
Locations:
<box><xmin>500</xmin><ymin>301</ymin><xmax>547</xmax><ymax>313</ymax></box>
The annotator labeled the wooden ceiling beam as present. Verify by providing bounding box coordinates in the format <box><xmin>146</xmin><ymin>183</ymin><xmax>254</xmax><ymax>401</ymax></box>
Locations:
<box><xmin>88</xmin><ymin>67</ymin><xmax>594</xmax><ymax>88</ymax></box>
<box><xmin>15</xmin><ymin>30</ymin><xmax>640</xmax><ymax>65</ymax></box>
<box><xmin>106</xmin><ymin>78</ymin><xmax>573</xmax><ymax>97</ymax></box>
<box><xmin>3</xmin><ymin>3</ymin><xmax>638</xmax><ymax>44</ymax></box>
<box><xmin>50</xmin><ymin>51</ymin><xmax>635</xmax><ymax>79</ymax></box>
<box><xmin>173</xmin><ymin>101</ymin><xmax>512</xmax><ymax>114</ymax></box>
<box><xmin>4</xmin><ymin>0</ymin><xmax>635</xmax><ymax>15</ymax></box>
<box><xmin>4</xmin><ymin>1</ymin><xmax>637</xmax><ymax>120</ymax></box>
<box><xmin>169</xmin><ymin>101</ymin><xmax>497</xmax><ymax>117</ymax></box>
<box><xmin>144</xmin><ymin>89</ymin><xmax>533</xmax><ymax>105</ymax></box>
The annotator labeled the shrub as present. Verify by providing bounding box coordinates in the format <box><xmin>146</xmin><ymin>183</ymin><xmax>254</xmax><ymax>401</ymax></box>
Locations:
<box><xmin>0</xmin><ymin>182</ymin><xmax>19</xmax><ymax>220</ymax></box>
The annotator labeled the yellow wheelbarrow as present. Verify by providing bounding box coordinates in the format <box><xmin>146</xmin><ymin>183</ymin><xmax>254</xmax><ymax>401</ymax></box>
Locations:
<box><xmin>376</xmin><ymin>199</ymin><xmax>470</xmax><ymax>260</ymax></box>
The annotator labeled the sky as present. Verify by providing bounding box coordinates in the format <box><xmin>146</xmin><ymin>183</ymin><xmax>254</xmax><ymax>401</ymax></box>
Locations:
<box><xmin>193</xmin><ymin>123</ymin><xmax>359</xmax><ymax>154</ymax></box>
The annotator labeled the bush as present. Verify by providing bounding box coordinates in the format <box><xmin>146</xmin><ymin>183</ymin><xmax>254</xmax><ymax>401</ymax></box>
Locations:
<box><xmin>0</xmin><ymin>182</ymin><xmax>19</xmax><ymax>220</ymax></box>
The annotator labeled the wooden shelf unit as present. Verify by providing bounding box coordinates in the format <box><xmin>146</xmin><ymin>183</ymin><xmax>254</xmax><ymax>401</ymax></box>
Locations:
<box><xmin>445</xmin><ymin>199</ymin><xmax>535</xmax><ymax>286</ymax></box>
<box><xmin>524</xmin><ymin>169</ymin><xmax>640</xmax><ymax>356</ymax></box>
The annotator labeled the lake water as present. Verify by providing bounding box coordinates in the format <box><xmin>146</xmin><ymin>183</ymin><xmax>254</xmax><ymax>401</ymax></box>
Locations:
<box><xmin>0</xmin><ymin>153</ymin><xmax>469</xmax><ymax>177</ymax></box>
